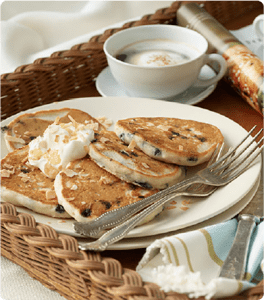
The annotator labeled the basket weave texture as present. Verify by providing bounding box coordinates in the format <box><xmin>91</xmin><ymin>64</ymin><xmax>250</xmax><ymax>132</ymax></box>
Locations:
<box><xmin>1</xmin><ymin>202</ymin><xmax>264</xmax><ymax>300</ymax></box>
<box><xmin>1</xmin><ymin>1</ymin><xmax>264</xmax><ymax>300</ymax></box>
<box><xmin>1</xmin><ymin>1</ymin><xmax>263</xmax><ymax>120</ymax></box>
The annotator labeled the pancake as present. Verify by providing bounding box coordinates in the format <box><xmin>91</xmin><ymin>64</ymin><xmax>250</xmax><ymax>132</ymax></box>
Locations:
<box><xmin>115</xmin><ymin>117</ymin><xmax>224</xmax><ymax>166</ymax></box>
<box><xmin>1</xmin><ymin>145</ymin><xmax>71</xmax><ymax>218</ymax></box>
<box><xmin>54</xmin><ymin>156</ymin><xmax>159</xmax><ymax>222</ymax></box>
<box><xmin>2</xmin><ymin>108</ymin><xmax>105</xmax><ymax>152</ymax></box>
<box><xmin>88</xmin><ymin>130</ymin><xmax>185</xmax><ymax>190</ymax></box>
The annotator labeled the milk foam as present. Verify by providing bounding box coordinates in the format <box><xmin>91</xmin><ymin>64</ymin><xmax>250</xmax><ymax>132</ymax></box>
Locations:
<box><xmin>116</xmin><ymin>39</ymin><xmax>200</xmax><ymax>67</ymax></box>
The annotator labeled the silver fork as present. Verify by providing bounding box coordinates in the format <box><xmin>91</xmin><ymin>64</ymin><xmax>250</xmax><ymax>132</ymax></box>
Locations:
<box><xmin>78</xmin><ymin>127</ymin><xmax>263</xmax><ymax>251</ymax></box>
<box><xmin>75</xmin><ymin>143</ymin><xmax>224</xmax><ymax>238</ymax></box>
<box><xmin>74</xmin><ymin>126</ymin><xmax>263</xmax><ymax>239</ymax></box>
<box><xmin>77</xmin><ymin>146</ymin><xmax>230</xmax><ymax>251</ymax></box>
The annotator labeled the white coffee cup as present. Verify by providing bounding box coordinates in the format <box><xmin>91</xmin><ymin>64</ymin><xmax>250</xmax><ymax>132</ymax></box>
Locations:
<box><xmin>253</xmin><ymin>14</ymin><xmax>264</xmax><ymax>41</ymax></box>
<box><xmin>103</xmin><ymin>25</ymin><xmax>227</xmax><ymax>99</ymax></box>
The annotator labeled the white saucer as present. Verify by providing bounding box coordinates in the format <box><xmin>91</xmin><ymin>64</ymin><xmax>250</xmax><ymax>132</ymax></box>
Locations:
<box><xmin>96</xmin><ymin>66</ymin><xmax>217</xmax><ymax>105</ymax></box>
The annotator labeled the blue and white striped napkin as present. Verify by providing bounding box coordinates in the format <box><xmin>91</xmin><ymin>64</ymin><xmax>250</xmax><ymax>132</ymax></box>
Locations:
<box><xmin>136</xmin><ymin>219</ymin><xmax>263</xmax><ymax>299</ymax></box>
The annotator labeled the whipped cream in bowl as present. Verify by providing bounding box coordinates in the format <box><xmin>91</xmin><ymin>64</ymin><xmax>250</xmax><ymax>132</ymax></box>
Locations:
<box><xmin>28</xmin><ymin>117</ymin><xmax>95</xmax><ymax>178</ymax></box>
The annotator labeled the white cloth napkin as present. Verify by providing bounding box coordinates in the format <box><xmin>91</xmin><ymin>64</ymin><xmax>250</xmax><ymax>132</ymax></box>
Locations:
<box><xmin>136</xmin><ymin>219</ymin><xmax>264</xmax><ymax>299</ymax></box>
<box><xmin>1</xmin><ymin>1</ymin><xmax>172</xmax><ymax>74</ymax></box>
<box><xmin>231</xmin><ymin>23</ymin><xmax>264</xmax><ymax>60</ymax></box>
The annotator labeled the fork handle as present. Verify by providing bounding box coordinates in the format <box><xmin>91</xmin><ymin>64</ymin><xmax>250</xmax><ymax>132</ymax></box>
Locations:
<box><xmin>79</xmin><ymin>193</ymin><xmax>179</xmax><ymax>251</ymax></box>
<box><xmin>219</xmin><ymin>214</ymin><xmax>260</xmax><ymax>280</ymax></box>
<box><xmin>74</xmin><ymin>175</ymin><xmax>199</xmax><ymax>237</ymax></box>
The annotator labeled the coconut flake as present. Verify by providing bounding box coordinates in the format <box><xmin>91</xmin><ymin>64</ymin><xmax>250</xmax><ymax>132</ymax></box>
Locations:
<box><xmin>64</xmin><ymin>169</ymin><xmax>78</xmax><ymax>177</ymax></box>
<box><xmin>46</xmin><ymin>190</ymin><xmax>56</xmax><ymax>200</ymax></box>
<box><xmin>5</xmin><ymin>135</ymin><xmax>26</xmax><ymax>144</ymax></box>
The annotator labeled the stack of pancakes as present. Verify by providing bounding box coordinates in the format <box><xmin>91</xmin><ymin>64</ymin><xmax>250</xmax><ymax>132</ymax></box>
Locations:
<box><xmin>1</xmin><ymin>108</ymin><xmax>223</xmax><ymax>223</ymax></box>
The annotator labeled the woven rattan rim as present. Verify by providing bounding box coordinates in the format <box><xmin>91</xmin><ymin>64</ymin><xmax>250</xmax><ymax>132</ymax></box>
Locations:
<box><xmin>1</xmin><ymin>202</ymin><xmax>264</xmax><ymax>300</ymax></box>
<box><xmin>1</xmin><ymin>1</ymin><xmax>263</xmax><ymax>120</ymax></box>
<box><xmin>1</xmin><ymin>2</ymin><xmax>264</xmax><ymax>299</ymax></box>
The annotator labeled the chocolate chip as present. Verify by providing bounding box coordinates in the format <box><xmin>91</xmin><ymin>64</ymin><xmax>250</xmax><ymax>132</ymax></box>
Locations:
<box><xmin>120</xmin><ymin>150</ymin><xmax>130</xmax><ymax>157</ymax></box>
<box><xmin>119</xmin><ymin>133</ymin><xmax>125</xmax><ymax>141</ymax></box>
<box><xmin>154</xmin><ymin>148</ymin><xmax>161</xmax><ymax>156</ymax></box>
<box><xmin>181</xmin><ymin>136</ymin><xmax>188</xmax><ymax>139</ymax></box>
<box><xmin>188</xmin><ymin>157</ymin><xmax>198</xmax><ymax>162</ymax></box>
<box><xmin>29</xmin><ymin>136</ymin><xmax>36</xmax><ymax>140</ymax></box>
<box><xmin>134</xmin><ymin>181</ymin><xmax>153</xmax><ymax>189</ymax></box>
<box><xmin>131</xmin><ymin>152</ymin><xmax>138</xmax><ymax>157</ymax></box>
<box><xmin>1</xmin><ymin>126</ymin><xmax>9</xmax><ymax>132</ymax></box>
<box><xmin>171</xmin><ymin>131</ymin><xmax>180</xmax><ymax>136</ymax></box>
<box><xmin>198</xmin><ymin>137</ymin><xmax>206</xmax><ymax>142</ymax></box>
<box><xmin>193</xmin><ymin>135</ymin><xmax>206</xmax><ymax>142</ymax></box>
<box><xmin>91</xmin><ymin>139</ymin><xmax>98</xmax><ymax>143</ymax></box>
<box><xmin>138</xmin><ymin>196</ymin><xmax>145</xmax><ymax>199</ymax></box>
<box><xmin>100</xmin><ymin>200</ymin><xmax>112</xmax><ymax>210</ymax></box>
<box><xmin>81</xmin><ymin>208</ymin><xmax>92</xmax><ymax>217</ymax></box>
<box><xmin>129</xmin><ymin>183</ymin><xmax>137</xmax><ymax>190</ymax></box>
<box><xmin>55</xmin><ymin>205</ymin><xmax>65</xmax><ymax>213</ymax></box>
<box><xmin>243</xmin><ymin>90</ymin><xmax>250</xmax><ymax>97</ymax></box>
<box><xmin>21</xmin><ymin>168</ymin><xmax>30</xmax><ymax>173</ymax></box>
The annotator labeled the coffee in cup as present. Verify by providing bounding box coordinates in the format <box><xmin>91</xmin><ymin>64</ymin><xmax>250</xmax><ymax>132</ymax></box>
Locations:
<box><xmin>115</xmin><ymin>39</ymin><xmax>198</xmax><ymax>67</ymax></box>
<box><xmin>104</xmin><ymin>25</ymin><xmax>227</xmax><ymax>99</ymax></box>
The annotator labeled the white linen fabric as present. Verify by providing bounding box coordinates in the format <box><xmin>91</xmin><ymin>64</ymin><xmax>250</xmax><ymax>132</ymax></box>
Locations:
<box><xmin>1</xmin><ymin>256</ymin><xmax>66</xmax><ymax>300</ymax></box>
<box><xmin>1</xmin><ymin>1</ymin><xmax>172</xmax><ymax>74</ymax></box>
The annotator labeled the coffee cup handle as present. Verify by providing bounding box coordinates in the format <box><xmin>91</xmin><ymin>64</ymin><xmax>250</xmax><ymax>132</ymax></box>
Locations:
<box><xmin>253</xmin><ymin>15</ymin><xmax>264</xmax><ymax>40</ymax></box>
<box><xmin>194</xmin><ymin>54</ymin><xmax>227</xmax><ymax>88</ymax></box>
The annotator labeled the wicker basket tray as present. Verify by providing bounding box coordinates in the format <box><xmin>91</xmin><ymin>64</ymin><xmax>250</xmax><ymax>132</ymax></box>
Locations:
<box><xmin>1</xmin><ymin>1</ymin><xmax>263</xmax><ymax>120</ymax></box>
<box><xmin>1</xmin><ymin>2</ymin><xmax>264</xmax><ymax>299</ymax></box>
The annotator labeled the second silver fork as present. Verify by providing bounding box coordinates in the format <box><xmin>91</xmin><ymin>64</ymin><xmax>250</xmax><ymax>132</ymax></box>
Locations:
<box><xmin>74</xmin><ymin>143</ymin><xmax>224</xmax><ymax>238</ymax></box>
<box><xmin>77</xmin><ymin>127</ymin><xmax>263</xmax><ymax>251</ymax></box>
<box><xmin>75</xmin><ymin>126</ymin><xmax>262</xmax><ymax>239</ymax></box>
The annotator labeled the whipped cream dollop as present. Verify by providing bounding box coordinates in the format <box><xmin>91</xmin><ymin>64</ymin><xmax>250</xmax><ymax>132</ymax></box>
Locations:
<box><xmin>28</xmin><ymin>119</ymin><xmax>95</xmax><ymax>178</ymax></box>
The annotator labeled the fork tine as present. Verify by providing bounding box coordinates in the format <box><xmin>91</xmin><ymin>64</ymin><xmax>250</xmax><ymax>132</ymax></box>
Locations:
<box><xmin>208</xmin><ymin>143</ymin><xmax>224</xmax><ymax>165</ymax></box>
<box><xmin>210</xmin><ymin>127</ymin><xmax>262</xmax><ymax>172</ymax></box>
<box><xmin>208</xmin><ymin>126</ymin><xmax>257</xmax><ymax>170</ymax></box>
<box><xmin>222</xmin><ymin>137</ymin><xmax>263</xmax><ymax>180</ymax></box>
<box><xmin>186</xmin><ymin>144</ymin><xmax>229</xmax><ymax>193</ymax></box>
<box><xmin>215</xmin><ymin>129</ymin><xmax>263</xmax><ymax>173</ymax></box>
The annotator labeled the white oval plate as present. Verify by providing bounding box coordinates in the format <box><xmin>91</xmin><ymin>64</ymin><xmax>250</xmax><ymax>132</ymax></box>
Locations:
<box><xmin>1</xmin><ymin>97</ymin><xmax>261</xmax><ymax>240</ymax></box>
